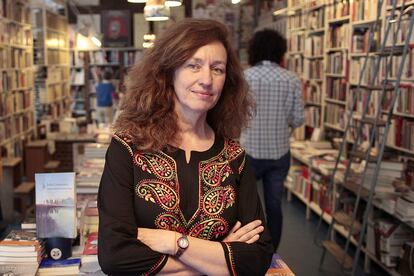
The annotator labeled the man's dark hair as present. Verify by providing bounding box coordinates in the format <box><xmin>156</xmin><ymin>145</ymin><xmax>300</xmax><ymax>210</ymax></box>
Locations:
<box><xmin>103</xmin><ymin>70</ymin><xmax>112</xmax><ymax>80</ymax></box>
<box><xmin>248</xmin><ymin>29</ymin><xmax>287</xmax><ymax>66</ymax></box>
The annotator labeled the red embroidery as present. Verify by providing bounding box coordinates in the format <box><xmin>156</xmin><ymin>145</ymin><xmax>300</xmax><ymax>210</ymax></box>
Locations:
<box><xmin>203</xmin><ymin>186</ymin><xmax>236</xmax><ymax>215</ymax></box>
<box><xmin>134</xmin><ymin>138</ymin><xmax>244</xmax><ymax>239</ymax></box>
<box><xmin>136</xmin><ymin>180</ymin><xmax>179</xmax><ymax>210</ymax></box>
<box><xmin>189</xmin><ymin>218</ymin><xmax>228</xmax><ymax>240</ymax></box>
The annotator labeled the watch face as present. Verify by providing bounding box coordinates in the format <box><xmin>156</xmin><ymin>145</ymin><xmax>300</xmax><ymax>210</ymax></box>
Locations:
<box><xmin>177</xmin><ymin>236</ymin><xmax>189</xmax><ymax>249</ymax></box>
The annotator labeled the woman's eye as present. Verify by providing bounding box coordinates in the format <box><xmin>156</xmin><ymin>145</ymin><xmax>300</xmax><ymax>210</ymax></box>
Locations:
<box><xmin>212</xmin><ymin>67</ymin><xmax>225</xmax><ymax>75</ymax></box>
<box><xmin>188</xmin><ymin>64</ymin><xmax>201</xmax><ymax>70</ymax></box>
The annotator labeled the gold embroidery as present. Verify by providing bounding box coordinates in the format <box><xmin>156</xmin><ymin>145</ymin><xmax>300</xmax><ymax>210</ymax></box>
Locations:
<box><xmin>239</xmin><ymin>154</ymin><xmax>246</xmax><ymax>174</ymax></box>
<box><xmin>189</xmin><ymin>218</ymin><xmax>228</xmax><ymax>240</ymax></box>
<box><xmin>133</xmin><ymin>138</ymin><xmax>244</xmax><ymax>240</ymax></box>
<box><xmin>135</xmin><ymin>152</ymin><xmax>176</xmax><ymax>181</ymax></box>
<box><xmin>201</xmin><ymin>161</ymin><xmax>232</xmax><ymax>187</ymax></box>
<box><xmin>136</xmin><ymin>180</ymin><xmax>179</xmax><ymax>210</ymax></box>
<box><xmin>224</xmin><ymin>242</ymin><xmax>237</xmax><ymax>276</ymax></box>
<box><xmin>203</xmin><ymin>186</ymin><xmax>236</xmax><ymax>215</ymax></box>
<box><xmin>113</xmin><ymin>134</ymin><xmax>133</xmax><ymax>156</ymax></box>
<box><xmin>155</xmin><ymin>213</ymin><xmax>185</xmax><ymax>233</ymax></box>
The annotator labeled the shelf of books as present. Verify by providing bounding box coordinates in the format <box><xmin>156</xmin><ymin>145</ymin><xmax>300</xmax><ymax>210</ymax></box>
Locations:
<box><xmin>287</xmin><ymin>139</ymin><xmax>414</xmax><ymax>274</ymax></box>
<box><xmin>70</xmin><ymin>48</ymin><xmax>87</xmax><ymax>118</ymax></box>
<box><xmin>32</xmin><ymin>0</ymin><xmax>70</xmax><ymax>124</ymax></box>
<box><xmin>280</xmin><ymin>0</ymin><xmax>414</xmax><ymax>274</ymax></box>
<box><xmin>70</xmin><ymin>47</ymin><xmax>142</xmax><ymax>122</ymax></box>
<box><xmin>0</xmin><ymin>0</ymin><xmax>35</xmax><ymax>158</ymax></box>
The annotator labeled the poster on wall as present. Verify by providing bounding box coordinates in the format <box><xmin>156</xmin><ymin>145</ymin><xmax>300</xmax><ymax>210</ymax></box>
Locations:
<box><xmin>102</xmin><ymin>10</ymin><xmax>131</xmax><ymax>47</ymax></box>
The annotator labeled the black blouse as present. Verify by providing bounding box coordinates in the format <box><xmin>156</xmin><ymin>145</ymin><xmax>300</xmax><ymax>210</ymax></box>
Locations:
<box><xmin>98</xmin><ymin>133</ymin><xmax>274</xmax><ymax>275</ymax></box>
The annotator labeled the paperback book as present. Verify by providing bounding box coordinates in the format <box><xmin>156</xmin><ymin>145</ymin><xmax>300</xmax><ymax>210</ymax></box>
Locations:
<box><xmin>35</xmin><ymin>172</ymin><xmax>77</xmax><ymax>238</ymax></box>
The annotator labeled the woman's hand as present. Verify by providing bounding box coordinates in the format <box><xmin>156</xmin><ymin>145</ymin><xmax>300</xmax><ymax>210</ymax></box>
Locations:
<box><xmin>137</xmin><ymin>228</ymin><xmax>177</xmax><ymax>255</ymax></box>
<box><xmin>222</xmin><ymin>220</ymin><xmax>264</xmax><ymax>244</ymax></box>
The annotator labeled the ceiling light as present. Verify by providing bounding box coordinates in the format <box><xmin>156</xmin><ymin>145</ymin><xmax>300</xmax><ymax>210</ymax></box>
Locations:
<box><xmin>127</xmin><ymin>0</ymin><xmax>147</xmax><ymax>3</ymax></box>
<box><xmin>144</xmin><ymin>0</ymin><xmax>170</xmax><ymax>21</ymax></box>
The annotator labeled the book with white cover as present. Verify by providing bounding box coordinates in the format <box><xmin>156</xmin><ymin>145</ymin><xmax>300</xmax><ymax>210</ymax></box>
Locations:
<box><xmin>35</xmin><ymin>172</ymin><xmax>77</xmax><ymax>238</ymax></box>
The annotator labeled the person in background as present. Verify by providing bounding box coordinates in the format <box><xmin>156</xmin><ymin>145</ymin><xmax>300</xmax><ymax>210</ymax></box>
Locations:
<box><xmin>98</xmin><ymin>19</ymin><xmax>274</xmax><ymax>275</ymax></box>
<box><xmin>95</xmin><ymin>70</ymin><xmax>115</xmax><ymax>126</ymax></box>
<box><xmin>240</xmin><ymin>29</ymin><xmax>305</xmax><ymax>251</ymax></box>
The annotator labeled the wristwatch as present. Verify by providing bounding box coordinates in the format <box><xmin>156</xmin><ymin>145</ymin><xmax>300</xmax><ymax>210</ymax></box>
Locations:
<box><xmin>175</xmin><ymin>234</ymin><xmax>189</xmax><ymax>258</ymax></box>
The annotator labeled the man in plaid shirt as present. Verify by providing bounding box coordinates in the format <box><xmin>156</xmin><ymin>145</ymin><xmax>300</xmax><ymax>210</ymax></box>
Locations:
<box><xmin>241</xmin><ymin>29</ymin><xmax>304</xmax><ymax>251</ymax></box>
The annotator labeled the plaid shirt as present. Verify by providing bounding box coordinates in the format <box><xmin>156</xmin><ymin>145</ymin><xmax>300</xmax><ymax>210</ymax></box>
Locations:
<box><xmin>240</xmin><ymin>61</ymin><xmax>304</xmax><ymax>160</ymax></box>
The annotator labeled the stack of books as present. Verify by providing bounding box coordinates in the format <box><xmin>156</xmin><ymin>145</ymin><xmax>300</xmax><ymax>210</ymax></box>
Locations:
<box><xmin>75</xmin><ymin>143</ymin><xmax>108</xmax><ymax>195</ymax></box>
<box><xmin>76</xmin><ymin>158</ymin><xmax>106</xmax><ymax>194</ymax></box>
<box><xmin>80</xmin><ymin>232</ymin><xmax>103</xmax><ymax>275</ymax></box>
<box><xmin>84</xmin><ymin>143</ymin><xmax>108</xmax><ymax>159</ymax></box>
<box><xmin>361</xmin><ymin>160</ymin><xmax>405</xmax><ymax>194</ymax></box>
<box><xmin>81</xmin><ymin>200</ymin><xmax>99</xmax><ymax>238</ymax></box>
<box><xmin>395</xmin><ymin>191</ymin><xmax>414</xmax><ymax>223</ymax></box>
<box><xmin>375</xmin><ymin>219</ymin><xmax>414</xmax><ymax>267</ymax></box>
<box><xmin>0</xmin><ymin>230</ymin><xmax>44</xmax><ymax>275</ymax></box>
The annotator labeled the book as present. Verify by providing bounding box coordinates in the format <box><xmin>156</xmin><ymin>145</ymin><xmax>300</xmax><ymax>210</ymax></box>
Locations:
<box><xmin>0</xmin><ymin>262</ymin><xmax>39</xmax><ymax>276</ymax></box>
<box><xmin>0</xmin><ymin>255</ymin><xmax>40</xmax><ymax>263</ymax></box>
<box><xmin>0</xmin><ymin>230</ymin><xmax>39</xmax><ymax>246</ymax></box>
<box><xmin>21</xmin><ymin>217</ymin><xmax>37</xmax><ymax>229</ymax></box>
<box><xmin>0</xmin><ymin>250</ymin><xmax>39</xmax><ymax>257</ymax></box>
<box><xmin>266</xmin><ymin>254</ymin><xmax>295</xmax><ymax>276</ymax></box>
<box><xmin>83</xmin><ymin>232</ymin><xmax>98</xmax><ymax>255</ymax></box>
<box><xmin>35</xmin><ymin>172</ymin><xmax>77</xmax><ymax>239</ymax></box>
<box><xmin>38</xmin><ymin>258</ymin><xmax>81</xmax><ymax>274</ymax></box>
<box><xmin>0</xmin><ymin>244</ymin><xmax>40</xmax><ymax>252</ymax></box>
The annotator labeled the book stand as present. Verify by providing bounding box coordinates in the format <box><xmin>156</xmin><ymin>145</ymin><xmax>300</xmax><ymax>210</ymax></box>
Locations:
<box><xmin>44</xmin><ymin>237</ymin><xmax>72</xmax><ymax>260</ymax></box>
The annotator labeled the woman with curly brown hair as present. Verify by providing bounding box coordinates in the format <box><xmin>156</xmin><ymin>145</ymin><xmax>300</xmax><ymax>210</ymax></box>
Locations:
<box><xmin>98</xmin><ymin>18</ymin><xmax>274</xmax><ymax>276</ymax></box>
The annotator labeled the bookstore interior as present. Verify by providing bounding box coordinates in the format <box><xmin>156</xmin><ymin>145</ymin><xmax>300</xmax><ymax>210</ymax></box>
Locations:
<box><xmin>0</xmin><ymin>0</ymin><xmax>413</xmax><ymax>275</ymax></box>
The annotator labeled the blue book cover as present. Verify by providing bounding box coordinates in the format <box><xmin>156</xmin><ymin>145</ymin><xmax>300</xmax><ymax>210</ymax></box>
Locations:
<box><xmin>39</xmin><ymin>257</ymin><xmax>81</xmax><ymax>268</ymax></box>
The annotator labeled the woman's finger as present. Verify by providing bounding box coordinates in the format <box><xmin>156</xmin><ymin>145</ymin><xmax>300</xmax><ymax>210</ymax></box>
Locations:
<box><xmin>245</xmin><ymin>234</ymin><xmax>260</xmax><ymax>244</ymax></box>
<box><xmin>235</xmin><ymin>220</ymin><xmax>262</xmax><ymax>236</ymax></box>
<box><xmin>230</xmin><ymin>221</ymin><xmax>242</xmax><ymax>233</ymax></box>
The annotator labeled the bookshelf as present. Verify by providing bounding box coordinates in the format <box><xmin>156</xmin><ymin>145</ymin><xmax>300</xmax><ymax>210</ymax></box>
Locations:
<box><xmin>0</xmin><ymin>0</ymin><xmax>35</xmax><ymax>158</ymax></box>
<box><xmin>31</xmin><ymin>0</ymin><xmax>70</xmax><ymax>123</ymax></box>
<box><xmin>69</xmin><ymin>47</ymin><xmax>143</xmax><ymax>122</ymax></box>
<box><xmin>278</xmin><ymin>0</ymin><xmax>414</xmax><ymax>274</ymax></box>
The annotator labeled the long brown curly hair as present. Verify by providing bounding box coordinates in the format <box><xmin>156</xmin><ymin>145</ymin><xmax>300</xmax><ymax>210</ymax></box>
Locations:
<box><xmin>113</xmin><ymin>18</ymin><xmax>254</xmax><ymax>151</ymax></box>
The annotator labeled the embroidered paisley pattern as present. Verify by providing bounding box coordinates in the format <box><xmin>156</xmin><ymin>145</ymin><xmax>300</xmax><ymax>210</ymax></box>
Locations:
<box><xmin>136</xmin><ymin>180</ymin><xmax>179</xmax><ymax>210</ymax></box>
<box><xmin>155</xmin><ymin>213</ymin><xmax>186</xmax><ymax>233</ymax></box>
<box><xmin>189</xmin><ymin>218</ymin><xmax>228</xmax><ymax>240</ymax></box>
<box><xmin>135</xmin><ymin>152</ymin><xmax>176</xmax><ymax>181</ymax></box>
<box><xmin>201</xmin><ymin>161</ymin><xmax>232</xmax><ymax>187</ymax></box>
<box><xmin>134</xmin><ymin>138</ymin><xmax>245</xmax><ymax>239</ymax></box>
<box><xmin>203</xmin><ymin>186</ymin><xmax>236</xmax><ymax>215</ymax></box>
<box><xmin>225</xmin><ymin>139</ymin><xmax>244</xmax><ymax>161</ymax></box>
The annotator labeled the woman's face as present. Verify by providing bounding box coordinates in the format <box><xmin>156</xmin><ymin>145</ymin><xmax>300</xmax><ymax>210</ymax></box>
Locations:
<box><xmin>173</xmin><ymin>41</ymin><xmax>227</xmax><ymax>117</ymax></box>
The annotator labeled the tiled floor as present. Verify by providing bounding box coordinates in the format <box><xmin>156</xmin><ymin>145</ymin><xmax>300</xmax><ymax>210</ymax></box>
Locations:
<box><xmin>277</xmin><ymin>192</ymin><xmax>389</xmax><ymax>276</ymax></box>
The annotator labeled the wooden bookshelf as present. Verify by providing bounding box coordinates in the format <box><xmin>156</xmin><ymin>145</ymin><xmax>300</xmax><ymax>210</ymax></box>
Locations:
<box><xmin>287</xmin><ymin>144</ymin><xmax>411</xmax><ymax>276</ymax></box>
<box><xmin>69</xmin><ymin>47</ymin><xmax>143</xmax><ymax>122</ymax></box>
<box><xmin>31</xmin><ymin>0</ymin><xmax>70</xmax><ymax>123</ymax></box>
<box><xmin>0</xmin><ymin>0</ymin><xmax>35</xmax><ymax>158</ymax></box>
<box><xmin>279</xmin><ymin>0</ymin><xmax>414</xmax><ymax>274</ymax></box>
